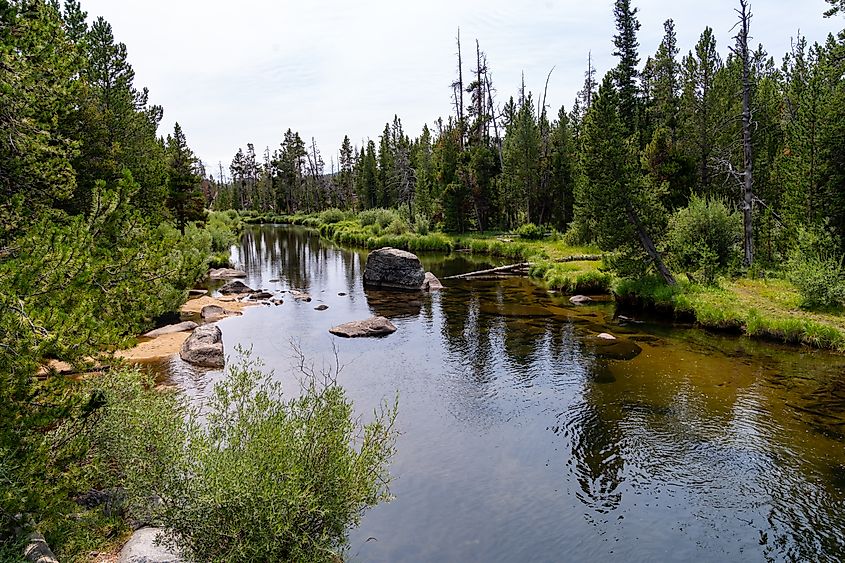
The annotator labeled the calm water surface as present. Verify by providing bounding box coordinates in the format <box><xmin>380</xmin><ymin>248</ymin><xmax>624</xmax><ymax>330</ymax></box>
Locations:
<box><xmin>167</xmin><ymin>225</ymin><xmax>845</xmax><ymax>562</ymax></box>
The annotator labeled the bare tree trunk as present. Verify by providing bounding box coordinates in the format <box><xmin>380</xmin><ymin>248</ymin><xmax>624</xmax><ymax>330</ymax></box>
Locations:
<box><xmin>456</xmin><ymin>28</ymin><xmax>465</xmax><ymax>149</ymax></box>
<box><xmin>736</xmin><ymin>0</ymin><xmax>754</xmax><ymax>268</ymax></box>
<box><xmin>625</xmin><ymin>201</ymin><xmax>676</xmax><ymax>285</ymax></box>
<box><xmin>486</xmin><ymin>74</ymin><xmax>503</xmax><ymax>167</ymax></box>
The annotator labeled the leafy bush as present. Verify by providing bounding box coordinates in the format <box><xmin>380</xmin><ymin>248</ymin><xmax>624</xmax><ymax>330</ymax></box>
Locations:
<box><xmin>516</xmin><ymin>222</ymin><xmax>545</xmax><ymax>240</ymax></box>
<box><xmin>106</xmin><ymin>351</ymin><xmax>398</xmax><ymax>562</ymax></box>
<box><xmin>358</xmin><ymin>208</ymin><xmax>400</xmax><ymax>229</ymax></box>
<box><xmin>319</xmin><ymin>208</ymin><xmax>347</xmax><ymax>224</ymax></box>
<box><xmin>786</xmin><ymin>229</ymin><xmax>845</xmax><ymax>310</ymax></box>
<box><xmin>385</xmin><ymin>218</ymin><xmax>409</xmax><ymax>235</ymax></box>
<box><xmin>664</xmin><ymin>196</ymin><xmax>740</xmax><ymax>284</ymax></box>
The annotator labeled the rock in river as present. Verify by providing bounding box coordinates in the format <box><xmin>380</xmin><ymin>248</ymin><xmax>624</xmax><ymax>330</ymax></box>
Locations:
<box><xmin>208</xmin><ymin>267</ymin><xmax>247</xmax><ymax>279</ymax></box>
<box><xmin>586</xmin><ymin>334</ymin><xmax>642</xmax><ymax>361</ymax></box>
<box><xmin>329</xmin><ymin>316</ymin><xmax>397</xmax><ymax>338</ymax></box>
<box><xmin>179</xmin><ymin>324</ymin><xmax>224</xmax><ymax>367</ymax></box>
<box><xmin>570</xmin><ymin>295</ymin><xmax>593</xmax><ymax>305</ymax></box>
<box><xmin>218</xmin><ymin>280</ymin><xmax>253</xmax><ymax>294</ymax></box>
<box><xmin>423</xmin><ymin>271</ymin><xmax>444</xmax><ymax>290</ymax></box>
<box><xmin>363</xmin><ymin>247</ymin><xmax>426</xmax><ymax>290</ymax></box>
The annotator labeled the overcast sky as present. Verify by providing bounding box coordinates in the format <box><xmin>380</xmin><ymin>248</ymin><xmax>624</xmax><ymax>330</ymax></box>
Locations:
<box><xmin>81</xmin><ymin>0</ymin><xmax>841</xmax><ymax>176</ymax></box>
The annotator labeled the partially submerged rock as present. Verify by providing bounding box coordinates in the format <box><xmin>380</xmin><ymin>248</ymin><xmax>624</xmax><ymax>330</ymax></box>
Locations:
<box><xmin>314</xmin><ymin>304</ymin><xmax>329</xmax><ymax>311</ymax></box>
<box><xmin>363</xmin><ymin>247</ymin><xmax>426</xmax><ymax>290</ymax></box>
<box><xmin>596</xmin><ymin>332</ymin><xmax>616</xmax><ymax>340</ymax></box>
<box><xmin>329</xmin><ymin>316</ymin><xmax>397</xmax><ymax>338</ymax></box>
<box><xmin>118</xmin><ymin>527</ymin><xmax>184</xmax><ymax>563</ymax></box>
<box><xmin>249</xmin><ymin>291</ymin><xmax>274</xmax><ymax>300</ymax></box>
<box><xmin>179</xmin><ymin>324</ymin><xmax>224</xmax><ymax>368</ymax></box>
<box><xmin>208</xmin><ymin>267</ymin><xmax>246</xmax><ymax>279</ymax></box>
<box><xmin>143</xmin><ymin>321</ymin><xmax>197</xmax><ymax>338</ymax></box>
<box><xmin>586</xmin><ymin>334</ymin><xmax>642</xmax><ymax>361</ymax></box>
<box><xmin>218</xmin><ymin>280</ymin><xmax>253</xmax><ymax>294</ymax></box>
<box><xmin>570</xmin><ymin>295</ymin><xmax>594</xmax><ymax>305</ymax></box>
<box><xmin>289</xmin><ymin>289</ymin><xmax>312</xmax><ymax>302</ymax></box>
<box><xmin>423</xmin><ymin>271</ymin><xmax>444</xmax><ymax>291</ymax></box>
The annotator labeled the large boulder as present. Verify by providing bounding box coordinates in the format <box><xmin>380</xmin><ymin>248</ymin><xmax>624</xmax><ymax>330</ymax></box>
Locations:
<box><xmin>143</xmin><ymin>321</ymin><xmax>198</xmax><ymax>338</ymax></box>
<box><xmin>118</xmin><ymin>527</ymin><xmax>184</xmax><ymax>563</ymax></box>
<box><xmin>208</xmin><ymin>268</ymin><xmax>246</xmax><ymax>279</ymax></box>
<box><xmin>570</xmin><ymin>295</ymin><xmax>594</xmax><ymax>305</ymax></box>
<box><xmin>218</xmin><ymin>280</ymin><xmax>253</xmax><ymax>294</ymax></box>
<box><xmin>179</xmin><ymin>324</ymin><xmax>224</xmax><ymax>368</ymax></box>
<box><xmin>363</xmin><ymin>248</ymin><xmax>426</xmax><ymax>290</ymax></box>
<box><xmin>329</xmin><ymin>316</ymin><xmax>397</xmax><ymax>338</ymax></box>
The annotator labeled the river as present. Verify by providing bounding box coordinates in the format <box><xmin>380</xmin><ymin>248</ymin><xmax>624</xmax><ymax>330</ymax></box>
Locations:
<box><xmin>167</xmin><ymin>225</ymin><xmax>845</xmax><ymax>562</ymax></box>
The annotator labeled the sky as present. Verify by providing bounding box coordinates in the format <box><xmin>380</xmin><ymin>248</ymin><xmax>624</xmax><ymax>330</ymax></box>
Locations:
<box><xmin>80</xmin><ymin>0</ymin><xmax>842</xmax><ymax>178</ymax></box>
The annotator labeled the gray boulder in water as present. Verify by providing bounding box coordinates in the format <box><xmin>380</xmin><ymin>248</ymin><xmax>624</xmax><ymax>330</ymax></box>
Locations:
<box><xmin>363</xmin><ymin>248</ymin><xmax>426</xmax><ymax>290</ymax></box>
<box><xmin>218</xmin><ymin>280</ymin><xmax>253</xmax><ymax>294</ymax></box>
<box><xmin>569</xmin><ymin>294</ymin><xmax>593</xmax><ymax>305</ymax></box>
<box><xmin>118</xmin><ymin>527</ymin><xmax>184</xmax><ymax>563</ymax></box>
<box><xmin>329</xmin><ymin>316</ymin><xmax>397</xmax><ymax>338</ymax></box>
<box><xmin>179</xmin><ymin>324</ymin><xmax>224</xmax><ymax>368</ymax></box>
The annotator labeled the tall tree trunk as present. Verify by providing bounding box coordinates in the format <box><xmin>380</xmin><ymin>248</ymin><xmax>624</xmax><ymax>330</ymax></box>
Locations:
<box><xmin>625</xmin><ymin>201</ymin><xmax>676</xmax><ymax>285</ymax></box>
<box><xmin>737</xmin><ymin>0</ymin><xmax>754</xmax><ymax>268</ymax></box>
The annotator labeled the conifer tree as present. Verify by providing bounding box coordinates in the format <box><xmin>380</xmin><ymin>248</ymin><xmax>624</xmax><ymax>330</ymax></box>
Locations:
<box><xmin>166</xmin><ymin>122</ymin><xmax>204</xmax><ymax>233</ymax></box>
<box><xmin>612</xmin><ymin>0</ymin><xmax>642</xmax><ymax>136</ymax></box>
<box><xmin>577</xmin><ymin>75</ymin><xmax>675</xmax><ymax>283</ymax></box>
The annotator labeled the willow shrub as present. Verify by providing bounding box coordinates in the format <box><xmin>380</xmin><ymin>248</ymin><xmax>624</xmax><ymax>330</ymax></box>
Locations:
<box><xmin>107</xmin><ymin>352</ymin><xmax>400</xmax><ymax>562</ymax></box>
<box><xmin>664</xmin><ymin>196</ymin><xmax>741</xmax><ymax>285</ymax></box>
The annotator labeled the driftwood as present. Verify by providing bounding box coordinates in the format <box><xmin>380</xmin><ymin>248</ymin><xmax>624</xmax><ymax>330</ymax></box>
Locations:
<box><xmin>444</xmin><ymin>262</ymin><xmax>531</xmax><ymax>280</ymax></box>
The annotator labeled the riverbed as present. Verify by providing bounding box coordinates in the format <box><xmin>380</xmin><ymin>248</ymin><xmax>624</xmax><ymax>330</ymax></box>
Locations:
<box><xmin>164</xmin><ymin>225</ymin><xmax>845</xmax><ymax>562</ymax></box>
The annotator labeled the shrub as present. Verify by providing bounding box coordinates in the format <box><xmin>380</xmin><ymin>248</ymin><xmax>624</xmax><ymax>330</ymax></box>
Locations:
<box><xmin>132</xmin><ymin>351</ymin><xmax>399</xmax><ymax>562</ymax></box>
<box><xmin>786</xmin><ymin>226</ymin><xmax>845</xmax><ymax>310</ymax></box>
<box><xmin>516</xmin><ymin>222</ymin><xmax>545</xmax><ymax>240</ymax></box>
<box><xmin>319</xmin><ymin>208</ymin><xmax>347</xmax><ymax>224</ymax></box>
<box><xmin>664</xmin><ymin>196</ymin><xmax>741</xmax><ymax>284</ymax></box>
<box><xmin>385</xmin><ymin>218</ymin><xmax>409</xmax><ymax>236</ymax></box>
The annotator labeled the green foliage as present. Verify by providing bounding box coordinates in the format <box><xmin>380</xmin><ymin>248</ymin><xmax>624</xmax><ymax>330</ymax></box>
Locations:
<box><xmin>529</xmin><ymin>261</ymin><xmax>613</xmax><ymax>294</ymax></box>
<box><xmin>664</xmin><ymin>196</ymin><xmax>741</xmax><ymax>284</ymax></box>
<box><xmin>516</xmin><ymin>222</ymin><xmax>545</xmax><ymax>240</ymax></box>
<box><xmin>137</xmin><ymin>353</ymin><xmax>397</xmax><ymax>562</ymax></box>
<box><xmin>319</xmin><ymin>207</ymin><xmax>348</xmax><ymax>224</ymax></box>
<box><xmin>786</xmin><ymin>227</ymin><xmax>845</xmax><ymax>310</ymax></box>
<box><xmin>358</xmin><ymin>208</ymin><xmax>401</xmax><ymax>228</ymax></box>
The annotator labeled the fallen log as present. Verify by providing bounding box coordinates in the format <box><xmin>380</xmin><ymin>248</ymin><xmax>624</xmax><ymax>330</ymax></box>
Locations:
<box><xmin>444</xmin><ymin>262</ymin><xmax>532</xmax><ymax>280</ymax></box>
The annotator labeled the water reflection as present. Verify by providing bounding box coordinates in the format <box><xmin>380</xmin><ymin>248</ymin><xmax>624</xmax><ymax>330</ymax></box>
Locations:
<box><xmin>172</xmin><ymin>225</ymin><xmax>845</xmax><ymax>562</ymax></box>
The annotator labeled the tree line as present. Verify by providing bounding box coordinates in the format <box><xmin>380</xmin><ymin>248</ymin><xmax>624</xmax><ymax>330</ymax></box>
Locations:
<box><xmin>1</xmin><ymin>0</ymin><xmax>222</xmax><ymax>551</ymax></box>
<box><xmin>215</xmin><ymin>0</ymin><xmax>845</xmax><ymax>282</ymax></box>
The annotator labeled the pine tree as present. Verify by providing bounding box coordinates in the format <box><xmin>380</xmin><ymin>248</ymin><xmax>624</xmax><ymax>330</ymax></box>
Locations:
<box><xmin>612</xmin><ymin>0</ymin><xmax>642</xmax><ymax>136</ymax></box>
<box><xmin>166</xmin><ymin>123</ymin><xmax>204</xmax><ymax>233</ymax></box>
<box><xmin>577</xmin><ymin>75</ymin><xmax>675</xmax><ymax>283</ymax></box>
<box><xmin>679</xmin><ymin>27</ymin><xmax>723</xmax><ymax>195</ymax></box>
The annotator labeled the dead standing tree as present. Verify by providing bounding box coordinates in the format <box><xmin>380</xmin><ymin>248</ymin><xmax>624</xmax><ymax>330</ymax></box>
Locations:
<box><xmin>731</xmin><ymin>0</ymin><xmax>755</xmax><ymax>268</ymax></box>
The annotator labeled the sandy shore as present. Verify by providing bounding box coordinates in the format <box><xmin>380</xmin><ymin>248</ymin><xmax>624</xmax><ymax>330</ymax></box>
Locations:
<box><xmin>116</xmin><ymin>295</ymin><xmax>255</xmax><ymax>362</ymax></box>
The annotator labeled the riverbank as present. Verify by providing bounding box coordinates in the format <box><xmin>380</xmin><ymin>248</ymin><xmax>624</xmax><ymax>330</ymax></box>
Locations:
<box><xmin>243</xmin><ymin>211</ymin><xmax>845</xmax><ymax>353</ymax></box>
<box><xmin>616</xmin><ymin>276</ymin><xmax>845</xmax><ymax>352</ymax></box>
<box><xmin>244</xmin><ymin>210</ymin><xmax>609</xmax><ymax>294</ymax></box>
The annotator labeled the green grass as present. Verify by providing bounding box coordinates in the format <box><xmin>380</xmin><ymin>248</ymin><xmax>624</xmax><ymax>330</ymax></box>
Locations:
<box><xmin>615</xmin><ymin>275</ymin><xmax>845</xmax><ymax>352</ymax></box>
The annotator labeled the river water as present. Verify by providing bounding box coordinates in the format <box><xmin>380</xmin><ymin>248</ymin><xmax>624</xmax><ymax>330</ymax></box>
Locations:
<box><xmin>168</xmin><ymin>225</ymin><xmax>845</xmax><ymax>562</ymax></box>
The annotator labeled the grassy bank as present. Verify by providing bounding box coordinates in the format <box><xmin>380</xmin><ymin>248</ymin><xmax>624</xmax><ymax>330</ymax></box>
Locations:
<box><xmin>616</xmin><ymin>276</ymin><xmax>845</xmax><ymax>352</ymax></box>
<box><xmin>242</xmin><ymin>209</ymin><xmax>610</xmax><ymax>294</ymax></box>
